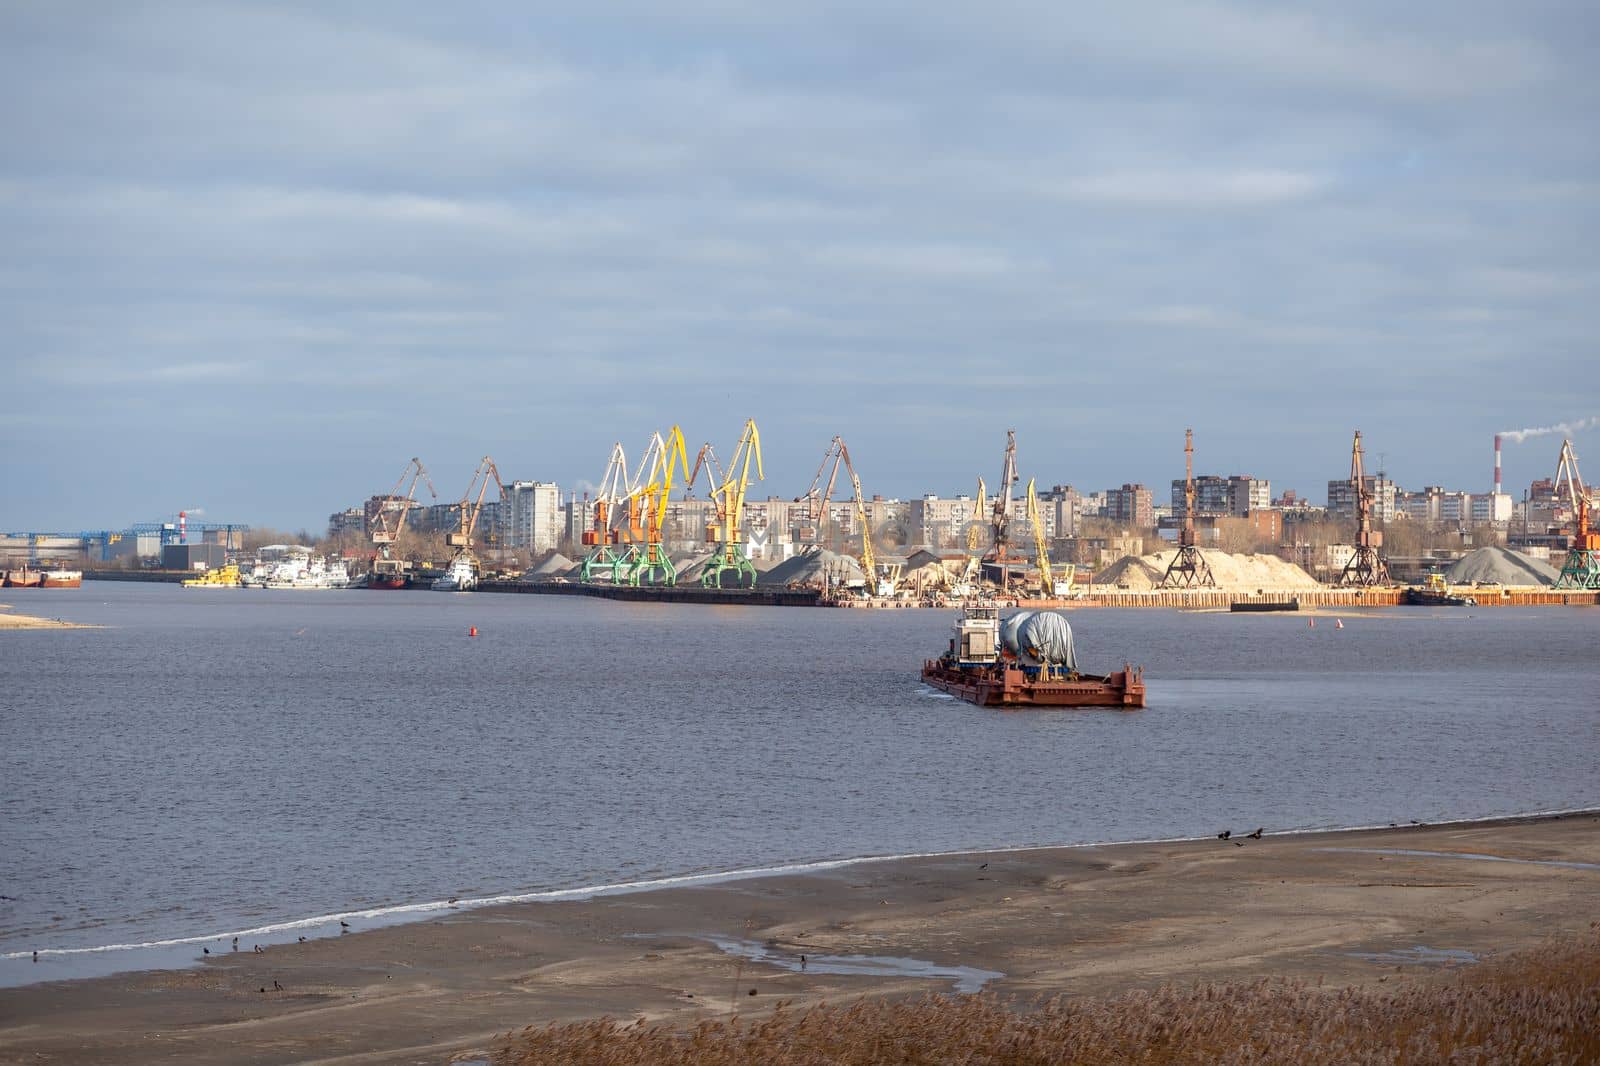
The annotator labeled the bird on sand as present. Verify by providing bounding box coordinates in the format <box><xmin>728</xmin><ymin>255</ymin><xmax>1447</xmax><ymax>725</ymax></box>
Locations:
<box><xmin>340</xmin><ymin>920</ymin><xmax>350</xmax><ymax>930</ymax></box>
<box><xmin>1234</xmin><ymin>841</ymin><xmax>1244</xmax><ymax>847</ymax></box>
<box><xmin>273</xmin><ymin>980</ymin><xmax>283</xmax><ymax>991</ymax></box>
<box><xmin>1218</xmin><ymin>830</ymin><xmax>1231</xmax><ymax>840</ymax></box>
<box><xmin>232</xmin><ymin>937</ymin><xmax>239</xmax><ymax>951</ymax></box>
<box><xmin>202</xmin><ymin>947</ymin><xmax>210</xmax><ymax>955</ymax></box>
<box><xmin>1247</xmin><ymin>828</ymin><xmax>1264</xmax><ymax>840</ymax></box>
<box><xmin>32</xmin><ymin>951</ymin><xmax>38</xmax><ymax>963</ymax></box>
<box><xmin>978</xmin><ymin>863</ymin><xmax>988</xmax><ymax>870</ymax></box>
<box><xmin>298</xmin><ymin>936</ymin><xmax>307</xmax><ymax>943</ymax></box>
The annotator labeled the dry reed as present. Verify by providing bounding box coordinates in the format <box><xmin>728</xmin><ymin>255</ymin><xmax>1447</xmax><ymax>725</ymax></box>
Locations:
<box><xmin>492</xmin><ymin>925</ymin><xmax>1600</xmax><ymax>1064</ymax></box>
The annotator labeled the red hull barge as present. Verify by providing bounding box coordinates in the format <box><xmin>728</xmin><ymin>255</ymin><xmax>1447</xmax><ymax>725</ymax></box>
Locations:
<box><xmin>367</xmin><ymin>573</ymin><xmax>410</xmax><ymax>590</ymax></box>
<box><xmin>921</xmin><ymin>660</ymin><xmax>1145</xmax><ymax>708</ymax></box>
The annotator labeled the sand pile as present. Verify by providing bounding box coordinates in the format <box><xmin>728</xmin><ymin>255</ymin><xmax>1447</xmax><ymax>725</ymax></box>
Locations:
<box><xmin>762</xmin><ymin>547</ymin><xmax>867</xmax><ymax>587</ymax></box>
<box><xmin>1443</xmin><ymin>547</ymin><xmax>1559</xmax><ymax>587</ymax></box>
<box><xmin>1094</xmin><ymin>549</ymin><xmax>1322</xmax><ymax>591</ymax></box>
<box><xmin>527</xmin><ymin>552</ymin><xmax>574</xmax><ymax>576</ymax></box>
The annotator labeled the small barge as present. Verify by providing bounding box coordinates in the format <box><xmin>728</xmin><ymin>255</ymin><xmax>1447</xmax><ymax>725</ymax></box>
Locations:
<box><xmin>1403</xmin><ymin>574</ymin><xmax>1476</xmax><ymax>608</ymax></box>
<box><xmin>921</xmin><ymin>604</ymin><xmax>1145</xmax><ymax>709</ymax></box>
<box><xmin>1230</xmin><ymin>599</ymin><xmax>1299</xmax><ymax>613</ymax></box>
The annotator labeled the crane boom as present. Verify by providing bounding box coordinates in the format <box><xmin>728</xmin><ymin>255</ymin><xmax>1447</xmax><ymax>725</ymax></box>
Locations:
<box><xmin>372</xmin><ymin>457</ymin><xmax>437</xmax><ymax>545</ymax></box>
<box><xmin>701</xmin><ymin>419</ymin><xmax>764</xmax><ymax>588</ymax></box>
<box><xmin>448</xmin><ymin>456</ymin><xmax>506</xmax><ymax>550</ymax></box>
<box><xmin>624</xmin><ymin>426</ymin><xmax>690</xmax><ymax>585</ymax></box>
<box><xmin>1026</xmin><ymin>478</ymin><xmax>1055</xmax><ymax>598</ymax></box>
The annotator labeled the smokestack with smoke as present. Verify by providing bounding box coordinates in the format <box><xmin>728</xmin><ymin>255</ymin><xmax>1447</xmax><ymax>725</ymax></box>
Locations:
<box><xmin>1498</xmin><ymin>416</ymin><xmax>1598</xmax><ymax>445</ymax></box>
<box><xmin>1494</xmin><ymin>434</ymin><xmax>1502</xmax><ymax>496</ymax></box>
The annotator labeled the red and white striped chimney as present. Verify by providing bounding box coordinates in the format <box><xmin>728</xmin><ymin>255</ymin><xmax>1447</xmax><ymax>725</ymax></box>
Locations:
<box><xmin>1493</xmin><ymin>435</ymin><xmax>1502</xmax><ymax>496</ymax></box>
<box><xmin>179</xmin><ymin>510</ymin><xmax>188</xmax><ymax>544</ymax></box>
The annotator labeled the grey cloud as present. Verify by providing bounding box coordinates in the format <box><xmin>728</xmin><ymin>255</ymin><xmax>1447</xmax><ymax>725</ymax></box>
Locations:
<box><xmin>1</xmin><ymin>2</ymin><xmax>1596</xmax><ymax>529</ymax></box>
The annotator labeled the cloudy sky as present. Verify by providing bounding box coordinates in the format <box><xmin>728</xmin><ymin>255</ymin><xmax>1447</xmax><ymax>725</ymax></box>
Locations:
<box><xmin>3</xmin><ymin>2</ymin><xmax>1596</xmax><ymax>531</ymax></box>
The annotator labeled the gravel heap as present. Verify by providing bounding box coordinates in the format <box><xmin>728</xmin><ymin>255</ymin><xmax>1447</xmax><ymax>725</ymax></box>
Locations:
<box><xmin>762</xmin><ymin>547</ymin><xmax>867</xmax><ymax>587</ymax></box>
<box><xmin>528</xmin><ymin>552</ymin><xmax>575</xmax><ymax>576</ymax></box>
<box><xmin>1442</xmin><ymin>547</ymin><xmax>1559</xmax><ymax>587</ymax></box>
<box><xmin>1094</xmin><ymin>549</ymin><xmax>1322</xmax><ymax>591</ymax></box>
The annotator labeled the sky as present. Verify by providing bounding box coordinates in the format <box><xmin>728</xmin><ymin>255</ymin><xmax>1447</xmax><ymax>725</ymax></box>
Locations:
<box><xmin>2</xmin><ymin>1</ymin><xmax>1597</xmax><ymax>532</ymax></box>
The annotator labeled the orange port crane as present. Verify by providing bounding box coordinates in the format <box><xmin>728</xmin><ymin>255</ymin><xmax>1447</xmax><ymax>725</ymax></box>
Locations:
<box><xmin>579</xmin><ymin>442</ymin><xmax>635</xmax><ymax>583</ymax></box>
<box><xmin>624</xmin><ymin>426</ymin><xmax>690</xmax><ymax>586</ymax></box>
<box><xmin>1553</xmin><ymin>438</ymin><xmax>1600</xmax><ymax>589</ymax></box>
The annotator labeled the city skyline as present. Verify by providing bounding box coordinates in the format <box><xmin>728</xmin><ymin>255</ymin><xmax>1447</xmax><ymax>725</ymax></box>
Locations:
<box><xmin>3</xmin><ymin>4</ymin><xmax>1597</xmax><ymax>530</ymax></box>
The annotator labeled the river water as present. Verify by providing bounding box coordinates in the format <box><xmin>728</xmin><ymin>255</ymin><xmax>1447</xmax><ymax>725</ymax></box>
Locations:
<box><xmin>1</xmin><ymin>584</ymin><xmax>1596</xmax><ymax>985</ymax></box>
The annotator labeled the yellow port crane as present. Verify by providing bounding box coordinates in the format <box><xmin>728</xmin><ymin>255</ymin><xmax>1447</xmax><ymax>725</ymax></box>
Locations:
<box><xmin>624</xmin><ymin>425</ymin><xmax>690</xmax><ymax>586</ymax></box>
<box><xmin>796</xmin><ymin>435</ymin><xmax>880</xmax><ymax>593</ymax></box>
<box><xmin>1025</xmin><ymin>478</ymin><xmax>1055</xmax><ymax>598</ymax></box>
<box><xmin>692</xmin><ymin>418</ymin><xmax>763</xmax><ymax>588</ymax></box>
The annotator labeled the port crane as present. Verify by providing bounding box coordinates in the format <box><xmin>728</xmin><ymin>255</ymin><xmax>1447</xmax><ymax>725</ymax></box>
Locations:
<box><xmin>1024</xmin><ymin>479</ymin><xmax>1056</xmax><ymax>598</ymax></box>
<box><xmin>371</xmin><ymin>457</ymin><xmax>436</xmax><ymax>583</ymax></box>
<box><xmin>1552</xmin><ymin>438</ymin><xmax>1600</xmax><ymax>589</ymax></box>
<box><xmin>1339</xmin><ymin>429</ymin><xmax>1390</xmax><ymax>586</ymax></box>
<box><xmin>692</xmin><ymin>418</ymin><xmax>764</xmax><ymax>588</ymax></box>
<box><xmin>794</xmin><ymin>435</ymin><xmax>884</xmax><ymax>594</ymax></box>
<box><xmin>986</xmin><ymin>431</ymin><xmax>1019</xmax><ymax>591</ymax></box>
<box><xmin>1160</xmin><ymin>428</ymin><xmax>1216</xmax><ymax>588</ymax></box>
<box><xmin>623</xmin><ymin>426</ymin><xmax>691</xmax><ymax>586</ymax></box>
<box><xmin>445</xmin><ymin>456</ymin><xmax>507</xmax><ymax>566</ymax></box>
<box><xmin>579</xmin><ymin>442</ymin><xmax>637</xmax><ymax>583</ymax></box>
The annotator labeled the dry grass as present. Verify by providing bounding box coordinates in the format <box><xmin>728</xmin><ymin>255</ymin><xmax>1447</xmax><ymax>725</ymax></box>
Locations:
<box><xmin>493</xmin><ymin>927</ymin><xmax>1600</xmax><ymax>1065</ymax></box>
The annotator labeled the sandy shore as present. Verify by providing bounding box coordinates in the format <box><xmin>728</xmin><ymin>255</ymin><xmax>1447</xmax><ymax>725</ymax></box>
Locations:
<box><xmin>2</xmin><ymin>812</ymin><xmax>1596</xmax><ymax>1065</ymax></box>
<box><xmin>0</xmin><ymin>605</ymin><xmax>94</xmax><ymax>629</ymax></box>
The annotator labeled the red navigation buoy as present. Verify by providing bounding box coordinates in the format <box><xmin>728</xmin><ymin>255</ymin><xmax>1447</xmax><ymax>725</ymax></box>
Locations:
<box><xmin>1335</xmin><ymin>618</ymin><xmax>1344</xmax><ymax>629</ymax></box>
<box><xmin>1308</xmin><ymin>618</ymin><xmax>1315</xmax><ymax>628</ymax></box>
<box><xmin>469</xmin><ymin>626</ymin><xmax>478</xmax><ymax>637</ymax></box>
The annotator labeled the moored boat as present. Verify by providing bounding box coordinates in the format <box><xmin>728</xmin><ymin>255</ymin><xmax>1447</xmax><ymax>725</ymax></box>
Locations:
<box><xmin>182</xmin><ymin>564</ymin><xmax>244</xmax><ymax>588</ymax></box>
<box><xmin>920</xmin><ymin>603</ymin><xmax>1145</xmax><ymax>709</ymax></box>
<box><xmin>4</xmin><ymin>567</ymin><xmax>42</xmax><ymax>588</ymax></box>
<box><xmin>431</xmin><ymin>554</ymin><xmax>478</xmax><ymax>592</ymax></box>
<box><xmin>39</xmin><ymin>568</ymin><xmax>82</xmax><ymax>589</ymax></box>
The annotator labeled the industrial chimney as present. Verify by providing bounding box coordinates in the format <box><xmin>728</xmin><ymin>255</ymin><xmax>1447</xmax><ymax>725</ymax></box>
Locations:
<box><xmin>1493</xmin><ymin>435</ymin><xmax>1502</xmax><ymax>496</ymax></box>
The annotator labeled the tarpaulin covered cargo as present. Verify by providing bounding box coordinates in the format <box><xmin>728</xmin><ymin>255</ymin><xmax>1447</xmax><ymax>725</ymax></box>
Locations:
<box><xmin>1000</xmin><ymin>610</ymin><xmax>1077</xmax><ymax>669</ymax></box>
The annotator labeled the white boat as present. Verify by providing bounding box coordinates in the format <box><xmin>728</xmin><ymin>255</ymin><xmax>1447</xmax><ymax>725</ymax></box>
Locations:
<box><xmin>249</xmin><ymin>546</ymin><xmax>350</xmax><ymax>589</ymax></box>
<box><xmin>432</xmin><ymin>554</ymin><xmax>478</xmax><ymax>592</ymax></box>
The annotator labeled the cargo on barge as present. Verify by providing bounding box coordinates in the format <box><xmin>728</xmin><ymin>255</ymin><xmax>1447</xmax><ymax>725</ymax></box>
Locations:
<box><xmin>920</xmin><ymin>604</ymin><xmax>1145</xmax><ymax>709</ymax></box>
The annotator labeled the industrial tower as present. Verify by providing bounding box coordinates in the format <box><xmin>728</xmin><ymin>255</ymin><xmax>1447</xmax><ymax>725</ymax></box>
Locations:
<box><xmin>1159</xmin><ymin>428</ymin><xmax>1215</xmax><ymax>588</ymax></box>
<box><xmin>1338</xmin><ymin>430</ymin><xmax>1390</xmax><ymax>586</ymax></box>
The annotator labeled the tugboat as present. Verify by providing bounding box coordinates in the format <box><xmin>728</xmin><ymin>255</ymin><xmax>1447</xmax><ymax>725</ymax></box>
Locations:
<box><xmin>921</xmin><ymin>603</ymin><xmax>1145</xmax><ymax>709</ymax></box>
<box><xmin>1403</xmin><ymin>573</ymin><xmax>1476</xmax><ymax>607</ymax></box>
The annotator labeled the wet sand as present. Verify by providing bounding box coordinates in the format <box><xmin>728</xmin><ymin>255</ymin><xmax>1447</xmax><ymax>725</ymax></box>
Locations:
<box><xmin>0</xmin><ymin>606</ymin><xmax>93</xmax><ymax>629</ymax></box>
<box><xmin>2</xmin><ymin>813</ymin><xmax>1596</xmax><ymax>1065</ymax></box>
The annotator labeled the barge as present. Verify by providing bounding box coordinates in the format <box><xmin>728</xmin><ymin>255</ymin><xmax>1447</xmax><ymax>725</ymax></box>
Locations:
<box><xmin>920</xmin><ymin>604</ymin><xmax>1145</xmax><ymax>709</ymax></box>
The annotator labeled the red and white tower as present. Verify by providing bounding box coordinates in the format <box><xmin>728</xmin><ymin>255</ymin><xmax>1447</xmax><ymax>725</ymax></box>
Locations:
<box><xmin>1493</xmin><ymin>434</ymin><xmax>1502</xmax><ymax>496</ymax></box>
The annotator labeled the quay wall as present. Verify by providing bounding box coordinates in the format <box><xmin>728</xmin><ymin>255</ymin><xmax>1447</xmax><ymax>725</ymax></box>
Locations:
<box><xmin>480</xmin><ymin>579</ymin><xmax>822</xmax><ymax>607</ymax></box>
<box><xmin>83</xmin><ymin>569</ymin><xmax>194</xmax><ymax>583</ymax></box>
